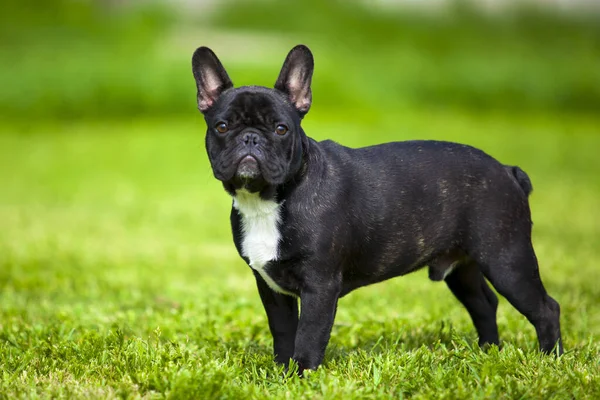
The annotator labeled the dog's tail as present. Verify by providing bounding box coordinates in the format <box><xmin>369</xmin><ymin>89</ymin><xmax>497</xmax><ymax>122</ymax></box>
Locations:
<box><xmin>506</xmin><ymin>165</ymin><xmax>533</xmax><ymax>197</ymax></box>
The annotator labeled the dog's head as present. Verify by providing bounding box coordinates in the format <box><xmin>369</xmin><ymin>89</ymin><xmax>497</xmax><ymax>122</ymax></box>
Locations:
<box><xmin>192</xmin><ymin>45</ymin><xmax>314</xmax><ymax>195</ymax></box>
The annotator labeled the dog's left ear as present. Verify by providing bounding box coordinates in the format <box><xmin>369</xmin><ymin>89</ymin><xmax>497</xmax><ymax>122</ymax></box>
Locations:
<box><xmin>192</xmin><ymin>47</ymin><xmax>233</xmax><ymax>113</ymax></box>
<box><xmin>274</xmin><ymin>45</ymin><xmax>314</xmax><ymax>116</ymax></box>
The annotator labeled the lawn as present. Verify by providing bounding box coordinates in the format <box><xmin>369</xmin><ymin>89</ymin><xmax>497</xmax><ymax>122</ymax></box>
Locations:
<box><xmin>1</xmin><ymin>108</ymin><xmax>599</xmax><ymax>398</ymax></box>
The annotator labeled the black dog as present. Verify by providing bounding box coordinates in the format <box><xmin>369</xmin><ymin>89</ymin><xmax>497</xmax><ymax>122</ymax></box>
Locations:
<box><xmin>191</xmin><ymin>45</ymin><xmax>563</xmax><ymax>373</ymax></box>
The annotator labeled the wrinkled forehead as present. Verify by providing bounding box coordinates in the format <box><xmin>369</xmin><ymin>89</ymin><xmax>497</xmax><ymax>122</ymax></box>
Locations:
<box><xmin>215</xmin><ymin>87</ymin><xmax>295</xmax><ymax>124</ymax></box>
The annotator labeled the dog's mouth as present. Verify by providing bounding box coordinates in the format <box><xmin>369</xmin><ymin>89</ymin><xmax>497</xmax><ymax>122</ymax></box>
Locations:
<box><xmin>221</xmin><ymin>154</ymin><xmax>267</xmax><ymax>193</ymax></box>
<box><xmin>236</xmin><ymin>155</ymin><xmax>261</xmax><ymax>181</ymax></box>
<box><xmin>213</xmin><ymin>152</ymin><xmax>281</xmax><ymax>194</ymax></box>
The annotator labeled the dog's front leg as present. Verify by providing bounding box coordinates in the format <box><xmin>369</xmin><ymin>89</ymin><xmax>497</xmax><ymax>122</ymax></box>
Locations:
<box><xmin>254</xmin><ymin>271</ymin><xmax>299</xmax><ymax>365</ymax></box>
<box><xmin>293</xmin><ymin>281</ymin><xmax>341</xmax><ymax>374</ymax></box>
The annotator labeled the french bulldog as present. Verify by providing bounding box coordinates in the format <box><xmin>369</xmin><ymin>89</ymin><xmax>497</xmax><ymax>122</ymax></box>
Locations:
<box><xmin>191</xmin><ymin>44</ymin><xmax>563</xmax><ymax>374</ymax></box>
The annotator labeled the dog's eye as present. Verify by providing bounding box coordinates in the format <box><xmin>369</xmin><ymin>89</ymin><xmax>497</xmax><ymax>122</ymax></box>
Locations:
<box><xmin>275</xmin><ymin>124</ymin><xmax>288</xmax><ymax>135</ymax></box>
<box><xmin>215</xmin><ymin>122</ymin><xmax>228</xmax><ymax>133</ymax></box>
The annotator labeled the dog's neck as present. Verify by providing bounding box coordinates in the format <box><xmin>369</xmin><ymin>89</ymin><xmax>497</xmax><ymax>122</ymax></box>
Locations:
<box><xmin>275</xmin><ymin>134</ymin><xmax>323</xmax><ymax>200</ymax></box>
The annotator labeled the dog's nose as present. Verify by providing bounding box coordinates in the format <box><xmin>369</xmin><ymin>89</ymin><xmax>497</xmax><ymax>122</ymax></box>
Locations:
<box><xmin>242</xmin><ymin>132</ymin><xmax>260</xmax><ymax>147</ymax></box>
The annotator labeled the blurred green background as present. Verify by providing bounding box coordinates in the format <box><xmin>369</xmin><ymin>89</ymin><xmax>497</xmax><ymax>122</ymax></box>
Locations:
<box><xmin>1</xmin><ymin>0</ymin><xmax>600</xmax><ymax>397</ymax></box>
<box><xmin>1</xmin><ymin>0</ymin><xmax>599</xmax><ymax>120</ymax></box>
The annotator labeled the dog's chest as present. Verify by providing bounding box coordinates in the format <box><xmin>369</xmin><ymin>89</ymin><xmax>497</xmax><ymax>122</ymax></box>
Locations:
<box><xmin>233</xmin><ymin>191</ymin><xmax>292</xmax><ymax>295</ymax></box>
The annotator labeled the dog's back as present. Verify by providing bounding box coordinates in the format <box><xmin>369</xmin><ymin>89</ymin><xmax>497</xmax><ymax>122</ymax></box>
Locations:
<box><xmin>310</xmin><ymin>139</ymin><xmax>533</xmax><ymax>293</ymax></box>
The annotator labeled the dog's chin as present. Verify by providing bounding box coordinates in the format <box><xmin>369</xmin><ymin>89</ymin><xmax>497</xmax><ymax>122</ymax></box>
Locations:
<box><xmin>217</xmin><ymin>170</ymin><xmax>274</xmax><ymax>194</ymax></box>
<box><xmin>232</xmin><ymin>175</ymin><xmax>268</xmax><ymax>193</ymax></box>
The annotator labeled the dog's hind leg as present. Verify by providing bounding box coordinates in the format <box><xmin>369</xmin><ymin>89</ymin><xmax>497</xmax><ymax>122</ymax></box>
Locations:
<box><xmin>445</xmin><ymin>260</ymin><xmax>500</xmax><ymax>348</ymax></box>
<box><xmin>472</xmin><ymin>239</ymin><xmax>563</xmax><ymax>355</ymax></box>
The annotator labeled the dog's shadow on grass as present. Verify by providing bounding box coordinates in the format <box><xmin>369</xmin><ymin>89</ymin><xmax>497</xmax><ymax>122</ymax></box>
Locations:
<box><xmin>326</xmin><ymin>320</ymin><xmax>476</xmax><ymax>361</ymax></box>
<box><xmin>219</xmin><ymin>320</ymin><xmax>476</xmax><ymax>370</ymax></box>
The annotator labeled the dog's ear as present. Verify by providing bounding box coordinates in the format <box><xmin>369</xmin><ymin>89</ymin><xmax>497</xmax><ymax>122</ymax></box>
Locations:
<box><xmin>274</xmin><ymin>45</ymin><xmax>314</xmax><ymax>116</ymax></box>
<box><xmin>192</xmin><ymin>47</ymin><xmax>233</xmax><ymax>113</ymax></box>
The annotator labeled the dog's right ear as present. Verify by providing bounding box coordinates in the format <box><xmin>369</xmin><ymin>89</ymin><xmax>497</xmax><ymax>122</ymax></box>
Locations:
<box><xmin>191</xmin><ymin>47</ymin><xmax>233</xmax><ymax>113</ymax></box>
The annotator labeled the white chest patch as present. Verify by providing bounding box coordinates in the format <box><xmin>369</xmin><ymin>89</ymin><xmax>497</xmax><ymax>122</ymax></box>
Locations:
<box><xmin>233</xmin><ymin>190</ymin><xmax>292</xmax><ymax>295</ymax></box>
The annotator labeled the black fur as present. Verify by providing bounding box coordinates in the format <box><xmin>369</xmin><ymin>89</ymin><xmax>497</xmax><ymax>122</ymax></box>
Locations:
<box><xmin>507</xmin><ymin>165</ymin><xmax>534</xmax><ymax>196</ymax></box>
<box><xmin>191</xmin><ymin>45</ymin><xmax>563</xmax><ymax>374</ymax></box>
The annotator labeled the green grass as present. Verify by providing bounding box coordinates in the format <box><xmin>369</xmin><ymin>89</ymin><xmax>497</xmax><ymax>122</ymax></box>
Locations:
<box><xmin>1</xmin><ymin>108</ymin><xmax>599</xmax><ymax>398</ymax></box>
